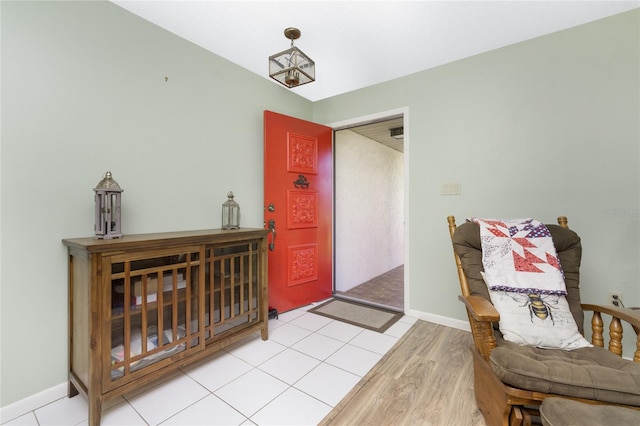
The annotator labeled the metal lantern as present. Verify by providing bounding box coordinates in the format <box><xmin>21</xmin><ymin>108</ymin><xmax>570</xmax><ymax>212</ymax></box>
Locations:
<box><xmin>94</xmin><ymin>171</ymin><xmax>123</xmax><ymax>239</ymax></box>
<box><xmin>222</xmin><ymin>191</ymin><xmax>240</xmax><ymax>230</ymax></box>
<box><xmin>269</xmin><ymin>27</ymin><xmax>315</xmax><ymax>88</ymax></box>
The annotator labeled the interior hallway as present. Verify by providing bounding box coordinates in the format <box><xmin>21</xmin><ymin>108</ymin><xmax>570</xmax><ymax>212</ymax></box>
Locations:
<box><xmin>335</xmin><ymin>265</ymin><xmax>404</xmax><ymax>311</ymax></box>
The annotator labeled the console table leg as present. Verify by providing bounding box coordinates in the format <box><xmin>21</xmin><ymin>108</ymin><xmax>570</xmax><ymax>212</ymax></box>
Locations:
<box><xmin>88</xmin><ymin>396</ymin><xmax>102</xmax><ymax>426</ymax></box>
<box><xmin>68</xmin><ymin>381</ymin><xmax>79</xmax><ymax>398</ymax></box>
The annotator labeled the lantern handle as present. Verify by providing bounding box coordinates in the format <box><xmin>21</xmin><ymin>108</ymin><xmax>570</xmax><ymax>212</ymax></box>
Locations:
<box><xmin>268</xmin><ymin>219</ymin><xmax>277</xmax><ymax>251</ymax></box>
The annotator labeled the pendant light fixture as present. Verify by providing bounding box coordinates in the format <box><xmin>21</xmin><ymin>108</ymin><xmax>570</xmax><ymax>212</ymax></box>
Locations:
<box><xmin>269</xmin><ymin>27</ymin><xmax>315</xmax><ymax>88</ymax></box>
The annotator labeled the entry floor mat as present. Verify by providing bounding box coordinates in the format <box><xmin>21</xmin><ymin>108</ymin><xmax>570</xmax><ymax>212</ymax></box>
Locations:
<box><xmin>308</xmin><ymin>299</ymin><xmax>403</xmax><ymax>333</ymax></box>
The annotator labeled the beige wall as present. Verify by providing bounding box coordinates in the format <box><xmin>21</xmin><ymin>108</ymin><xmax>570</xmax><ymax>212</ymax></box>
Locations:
<box><xmin>334</xmin><ymin>130</ymin><xmax>404</xmax><ymax>292</ymax></box>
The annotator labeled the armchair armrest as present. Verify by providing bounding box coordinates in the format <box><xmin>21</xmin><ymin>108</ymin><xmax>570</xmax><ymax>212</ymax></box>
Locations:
<box><xmin>459</xmin><ymin>295</ymin><xmax>500</xmax><ymax>322</ymax></box>
<box><xmin>459</xmin><ymin>294</ymin><xmax>499</xmax><ymax>361</ymax></box>
<box><xmin>582</xmin><ymin>303</ymin><xmax>640</xmax><ymax>362</ymax></box>
<box><xmin>582</xmin><ymin>304</ymin><xmax>640</xmax><ymax>327</ymax></box>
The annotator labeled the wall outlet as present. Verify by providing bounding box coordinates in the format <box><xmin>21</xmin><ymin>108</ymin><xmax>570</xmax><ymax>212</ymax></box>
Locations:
<box><xmin>608</xmin><ymin>291</ymin><xmax>623</xmax><ymax>307</ymax></box>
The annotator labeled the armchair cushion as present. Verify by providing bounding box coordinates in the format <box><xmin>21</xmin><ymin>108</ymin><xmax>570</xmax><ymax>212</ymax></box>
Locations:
<box><xmin>540</xmin><ymin>398</ymin><xmax>640</xmax><ymax>426</ymax></box>
<box><xmin>491</xmin><ymin>338</ymin><xmax>640</xmax><ymax>406</ymax></box>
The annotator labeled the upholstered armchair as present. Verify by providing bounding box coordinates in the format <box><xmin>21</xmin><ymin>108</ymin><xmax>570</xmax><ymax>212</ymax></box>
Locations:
<box><xmin>448</xmin><ymin>216</ymin><xmax>640</xmax><ymax>426</ymax></box>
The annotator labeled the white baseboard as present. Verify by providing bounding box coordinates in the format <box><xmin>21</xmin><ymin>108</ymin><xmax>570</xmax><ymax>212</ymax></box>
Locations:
<box><xmin>406</xmin><ymin>309</ymin><xmax>470</xmax><ymax>332</ymax></box>
<box><xmin>0</xmin><ymin>382</ymin><xmax>67</xmax><ymax>423</ymax></box>
<box><xmin>0</xmin><ymin>311</ymin><xmax>469</xmax><ymax>423</ymax></box>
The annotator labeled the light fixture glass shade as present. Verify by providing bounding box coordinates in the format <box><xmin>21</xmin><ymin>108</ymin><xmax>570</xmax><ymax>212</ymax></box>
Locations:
<box><xmin>269</xmin><ymin>46</ymin><xmax>315</xmax><ymax>88</ymax></box>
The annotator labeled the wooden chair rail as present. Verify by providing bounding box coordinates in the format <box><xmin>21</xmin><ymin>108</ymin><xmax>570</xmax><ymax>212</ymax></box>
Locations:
<box><xmin>459</xmin><ymin>295</ymin><xmax>500</xmax><ymax>322</ymax></box>
<box><xmin>459</xmin><ymin>295</ymin><xmax>498</xmax><ymax>361</ymax></box>
<box><xmin>460</xmin><ymin>297</ymin><xmax>640</xmax><ymax>363</ymax></box>
<box><xmin>582</xmin><ymin>304</ymin><xmax>640</xmax><ymax>362</ymax></box>
<box><xmin>448</xmin><ymin>216</ymin><xmax>470</xmax><ymax>297</ymax></box>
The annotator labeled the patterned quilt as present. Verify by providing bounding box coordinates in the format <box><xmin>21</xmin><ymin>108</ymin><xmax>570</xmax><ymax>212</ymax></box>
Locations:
<box><xmin>469</xmin><ymin>218</ymin><xmax>567</xmax><ymax>295</ymax></box>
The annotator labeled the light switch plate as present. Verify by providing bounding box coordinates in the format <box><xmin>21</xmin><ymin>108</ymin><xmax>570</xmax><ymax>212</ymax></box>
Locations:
<box><xmin>441</xmin><ymin>182</ymin><xmax>461</xmax><ymax>195</ymax></box>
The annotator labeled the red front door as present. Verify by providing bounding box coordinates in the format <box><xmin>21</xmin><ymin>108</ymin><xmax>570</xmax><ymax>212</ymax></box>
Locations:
<box><xmin>264</xmin><ymin>110</ymin><xmax>333</xmax><ymax>313</ymax></box>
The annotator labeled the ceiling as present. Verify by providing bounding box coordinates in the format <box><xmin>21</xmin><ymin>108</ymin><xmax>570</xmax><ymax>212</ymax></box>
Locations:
<box><xmin>346</xmin><ymin>117</ymin><xmax>405</xmax><ymax>153</ymax></box>
<box><xmin>111</xmin><ymin>1</ymin><xmax>639</xmax><ymax>103</ymax></box>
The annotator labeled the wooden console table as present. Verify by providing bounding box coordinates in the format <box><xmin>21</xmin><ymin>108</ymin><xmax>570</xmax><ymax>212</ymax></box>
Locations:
<box><xmin>63</xmin><ymin>228</ymin><xmax>269</xmax><ymax>425</ymax></box>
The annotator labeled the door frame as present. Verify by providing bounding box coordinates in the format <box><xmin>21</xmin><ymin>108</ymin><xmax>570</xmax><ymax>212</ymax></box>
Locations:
<box><xmin>328</xmin><ymin>106</ymin><xmax>410</xmax><ymax>314</ymax></box>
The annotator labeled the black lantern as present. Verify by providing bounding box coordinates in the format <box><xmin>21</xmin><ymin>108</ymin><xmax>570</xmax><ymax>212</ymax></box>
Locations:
<box><xmin>222</xmin><ymin>191</ymin><xmax>240</xmax><ymax>230</ymax></box>
<box><xmin>94</xmin><ymin>171</ymin><xmax>123</xmax><ymax>239</ymax></box>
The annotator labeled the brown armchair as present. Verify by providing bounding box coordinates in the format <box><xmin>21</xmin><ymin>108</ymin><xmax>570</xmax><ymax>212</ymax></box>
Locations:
<box><xmin>447</xmin><ymin>215</ymin><xmax>640</xmax><ymax>426</ymax></box>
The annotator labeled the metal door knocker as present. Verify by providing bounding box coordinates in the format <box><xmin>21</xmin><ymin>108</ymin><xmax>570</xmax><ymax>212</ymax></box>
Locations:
<box><xmin>293</xmin><ymin>174</ymin><xmax>309</xmax><ymax>189</ymax></box>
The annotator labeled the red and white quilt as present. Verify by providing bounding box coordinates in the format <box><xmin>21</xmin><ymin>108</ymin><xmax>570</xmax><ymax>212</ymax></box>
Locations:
<box><xmin>469</xmin><ymin>218</ymin><xmax>566</xmax><ymax>295</ymax></box>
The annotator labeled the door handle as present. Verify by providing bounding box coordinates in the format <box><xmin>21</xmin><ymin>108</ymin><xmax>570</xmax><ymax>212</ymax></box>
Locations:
<box><xmin>268</xmin><ymin>219</ymin><xmax>276</xmax><ymax>251</ymax></box>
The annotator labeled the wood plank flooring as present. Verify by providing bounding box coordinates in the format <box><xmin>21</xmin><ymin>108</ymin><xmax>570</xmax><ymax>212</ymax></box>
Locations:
<box><xmin>320</xmin><ymin>320</ymin><xmax>486</xmax><ymax>426</ymax></box>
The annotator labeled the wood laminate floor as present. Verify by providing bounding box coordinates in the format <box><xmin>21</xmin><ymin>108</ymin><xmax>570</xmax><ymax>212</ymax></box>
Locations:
<box><xmin>320</xmin><ymin>320</ymin><xmax>486</xmax><ymax>426</ymax></box>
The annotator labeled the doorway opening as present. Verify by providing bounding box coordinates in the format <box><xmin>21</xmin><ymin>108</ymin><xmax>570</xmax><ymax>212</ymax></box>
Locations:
<box><xmin>333</xmin><ymin>113</ymin><xmax>405</xmax><ymax>312</ymax></box>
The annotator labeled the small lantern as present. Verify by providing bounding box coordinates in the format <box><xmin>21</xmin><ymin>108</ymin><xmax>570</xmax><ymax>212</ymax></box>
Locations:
<box><xmin>94</xmin><ymin>171</ymin><xmax>123</xmax><ymax>239</ymax></box>
<box><xmin>222</xmin><ymin>191</ymin><xmax>240</xmax><ymax>230</ymax></box>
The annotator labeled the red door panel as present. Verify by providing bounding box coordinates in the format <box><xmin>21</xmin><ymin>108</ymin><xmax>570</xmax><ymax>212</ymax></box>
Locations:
<box><xmin>264</xmin><ymin>110</ymin><xmax>333</xmax><ymax>313</ymax></box>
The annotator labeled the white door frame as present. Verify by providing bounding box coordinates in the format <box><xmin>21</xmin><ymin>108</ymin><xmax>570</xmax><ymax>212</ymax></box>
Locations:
<box><xmin>328</xmin><ymin>106</ymin><xmax>410</xmax><ymax>313</ymax></box>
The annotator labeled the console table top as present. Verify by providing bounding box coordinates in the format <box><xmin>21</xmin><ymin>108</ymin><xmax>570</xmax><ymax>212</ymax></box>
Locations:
<box><xmin>62</xmin><ymin>227</ymin><xmax>268</xmax><ymax>253</ymax></box>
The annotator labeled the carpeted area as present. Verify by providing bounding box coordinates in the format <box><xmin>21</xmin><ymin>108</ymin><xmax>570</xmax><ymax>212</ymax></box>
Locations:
<box><xmin>308</xmin><ymin>299</ymin><xmax>403</xmax><ymax>333</ymax></box>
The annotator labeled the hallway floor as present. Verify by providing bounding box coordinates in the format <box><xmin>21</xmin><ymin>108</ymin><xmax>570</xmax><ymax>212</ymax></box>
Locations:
<box><xmin>335</xmin><ymin>265</ymin><xmax>404</xmax><ymax>311</ymax></box>
<box><xmin>3</xmin><ymin>302</ymin><xmax>415</xmax><ymax>426</ymax></box>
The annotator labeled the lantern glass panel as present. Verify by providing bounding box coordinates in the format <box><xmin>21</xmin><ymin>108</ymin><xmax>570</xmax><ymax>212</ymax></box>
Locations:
<box><xmin>269</xmin><ymin>46</ymin><xmax>315</xmax><ymax>88</ymax></box>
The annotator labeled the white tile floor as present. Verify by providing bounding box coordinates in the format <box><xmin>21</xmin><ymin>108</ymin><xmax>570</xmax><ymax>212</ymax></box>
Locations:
<box><xmin>3</xmin><ymin>302</ymin><xmax>417</xmax><ymax>426</ymax></box>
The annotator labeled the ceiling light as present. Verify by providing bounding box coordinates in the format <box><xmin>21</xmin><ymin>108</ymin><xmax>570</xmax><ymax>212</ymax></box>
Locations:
<box><xmin>269</xmin><ymin>27</ymin><xmax>315</xmax><ymax>88</ymax></box>
<box><xmin>390</xmin><ymin>127</ymin><xmax>404</xmax><ymax>139</ymax></box>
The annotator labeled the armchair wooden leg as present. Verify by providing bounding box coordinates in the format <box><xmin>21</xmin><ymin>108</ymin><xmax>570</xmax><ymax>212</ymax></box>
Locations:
<box><xmin>471</xmin><ymin>347</ymin><xmax>537</xmax><ymax>426</ymax></box>
<box><xmin>509</xmin><ymin>406</ymin><xmax>533</xmax><ymax>426</ymax></box>
<box><xmin>472</xmin><ymin>348</ymin><xmax>513</xmax><ymax>426</ymax></box>
<box><xmin>509</xmin><ymin>407</ymin><xmax>524</xmax><ymax>426</ymax></box>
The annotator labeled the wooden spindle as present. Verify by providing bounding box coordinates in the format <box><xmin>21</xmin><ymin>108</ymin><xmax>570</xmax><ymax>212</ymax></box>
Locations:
<box><xmin>609</xmin><ymin>317</ymin><xmax>623</xmax><ymax>356</ymax></box>
<box><xmin>480</xmin><ymin>321</ymin><xmax>497</xmax><ymax>360</ymax></box>
<box><xmin>592</xmin><ymin>312</ymin><xmax>604</xmax><ymax>347</ymax></box>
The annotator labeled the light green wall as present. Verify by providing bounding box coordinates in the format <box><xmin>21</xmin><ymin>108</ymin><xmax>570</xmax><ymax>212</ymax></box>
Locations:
<box><xmin>2</xmin><ymin>0</ymin><xmax>639</xmax><ymax>410</ymax></box>
<box><xmin>314</xmin><ymin>10</ymin><xmax>639</xmax><ymax>323</ymax></box>
<box><xmin>1</xmin><ymin>0</ymin><xmax>312</xmax><ymax>407</ymax></box>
